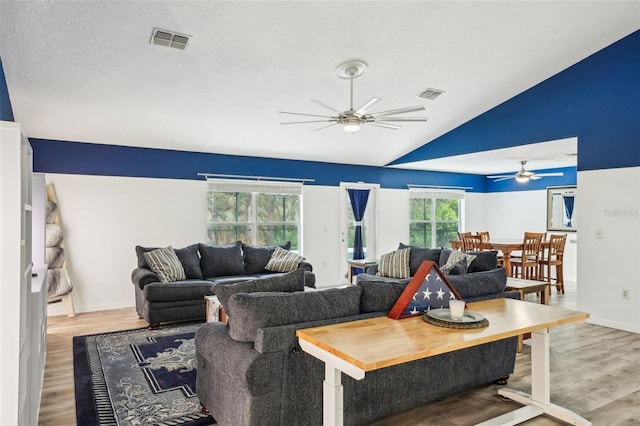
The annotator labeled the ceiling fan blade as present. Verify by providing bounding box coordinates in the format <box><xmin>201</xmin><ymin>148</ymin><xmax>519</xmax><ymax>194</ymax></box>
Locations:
<box><xmin>311</xmin><ymin>122</ymin><xmax>340</xmax><ymax>132</ymax></box>
<box><xmin>492</xmin><ymin>177</ymin><xmax>514</xmax><ymax>182</ymax></box>
<box><xmin>355</xmin><ymin>97</ymin><xmax>382</xmax><ymax>115</ymax></box>
<box><xmin>530</xmin><ymin>176</ymin><xmax>542</xmax><ymax>180</ymax></box>
<box><xmin>534</xmin><ymin>172</ymin><xmax>564</xmax><ymax>177</ymax></box>
<box><xmin>374</xmin><ymin>117</ymin><xmax>428</xmax><ymax>122</ymax></box>
<box><xmin>370</xmin><ymin>105</ymin><xmax>425</xmax><ymax>117</ymax></box>
<box><xmin>311</xmin><ymin>100</ymin><xmax>344</xmax><ymax>115</ymax></box>
<box><xmin>279</xmin><ymin>111</ymin><xmax>337</xmax><ymax>119</ymax></box>
<box><xmin>369</xmin><ymin>122</ymin><xmax>400</xmax><ymax>130</ymax></box>
<box><xmin>486</xmin><ymin>175</ymin><xmax>513</xmax><ymax>179</ymax></box>
<box><xmin>280</xmin><ymin>119</ymin><xmax>338</xmax><ymax>125</ymax></box>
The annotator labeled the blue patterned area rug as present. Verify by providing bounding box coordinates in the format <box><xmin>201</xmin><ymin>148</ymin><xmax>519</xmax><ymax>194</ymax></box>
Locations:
<box><xmin>73</xmin><ymin>323</ymin><xmax>216</xmax><ymax>426</ymax></box>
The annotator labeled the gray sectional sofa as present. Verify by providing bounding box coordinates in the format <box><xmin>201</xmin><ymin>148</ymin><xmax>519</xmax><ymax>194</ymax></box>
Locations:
<box><xmin>195</xmin><ymin>269</ymin><xmax>519</xmax><ymax>425</ymax></box>
<box><xmin>131</xmin><ymin>241</ymin><xmax>315</xmax><ymax>326</ymax></box>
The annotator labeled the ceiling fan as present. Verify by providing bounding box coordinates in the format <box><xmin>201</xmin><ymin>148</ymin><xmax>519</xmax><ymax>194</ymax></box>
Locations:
<box><xmin>487</xmin><ymin>160</ymin><xmax>564</xmax><ymax>183</ymax></box>
<box><xmin>279</xmin><ymin>60</ymin><xmax>427</xmax><ymax>133</ymax></box>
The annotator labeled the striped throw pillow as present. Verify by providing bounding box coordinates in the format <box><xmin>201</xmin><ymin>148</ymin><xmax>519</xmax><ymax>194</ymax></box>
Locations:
<box><xmin>265</xmin><ymin>246</ymin><xmax>305</xmax><ymax>273</ymax></box>
<box><xmin>377</xmin><ymin>248</ymin><xmax>411</xmax><ymax>279</ymax></box>
<box><xmin>143</xmin><ymin>246</ymin><xmax>186</xmax><ymax>283</ymax></box>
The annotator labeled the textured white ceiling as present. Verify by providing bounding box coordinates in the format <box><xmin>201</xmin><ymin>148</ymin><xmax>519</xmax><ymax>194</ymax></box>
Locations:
<box><xmin>0</xmin><ymin>1</ymin><xmax>638</xmax><ymax>172</ymax></box>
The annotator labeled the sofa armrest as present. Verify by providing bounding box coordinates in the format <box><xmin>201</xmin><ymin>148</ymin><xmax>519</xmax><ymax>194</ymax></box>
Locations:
<box><xmin>298</xmin><ymin>261</ymin><xmax>313</xmax><ymax>272</ymax></box>
<box><xmin>195</xmin><ymin>322</ymin><xmax>283</xmax><ymax>395</ymax></box>
<box><xmin>131</xmin><ymin>267</ymin><xmax>160</xmax><ymax>289</ymax></box>
<box><xmin>364</xmin><ymin>264</ymin><xmax>379</xmax><ymax>275</ymax></box>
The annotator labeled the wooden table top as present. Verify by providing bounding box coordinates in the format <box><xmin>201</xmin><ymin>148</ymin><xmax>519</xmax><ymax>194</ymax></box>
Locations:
<box><xmin>296</xmin><ymin>298</ymin><xmax>588</xmax><ymax>372</ymax></box>
<box><xmin>505</xmin><ymin>277</ymin><xmax>550</xmax><ymax>290</ymax></box>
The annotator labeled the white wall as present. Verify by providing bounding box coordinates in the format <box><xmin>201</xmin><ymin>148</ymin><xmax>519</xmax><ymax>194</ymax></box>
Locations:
<box><xmin>577</xmin><ymin>167</ymin><xmax>640</xmax><ymax>333</ymax></box>
<box><xmin>46</xmin><ymin>173</ymin><xmax>580</xmax><ymax>315</ymax></box>
<box><xmin>46</xmin><ymin>174</ymin><xmax>208</xmax><ymax>315</ymax></box>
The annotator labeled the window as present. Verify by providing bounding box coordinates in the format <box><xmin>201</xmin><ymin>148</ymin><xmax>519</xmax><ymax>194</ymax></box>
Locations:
<box><xmin>409</xmin><ymin>189</ymin><xmax>463</xmax><ymax>248</ymax></box>
<box><xmin>207</xmin><ymin>180</ymin><xmax>302</xmax><ymax>250</ymax></box>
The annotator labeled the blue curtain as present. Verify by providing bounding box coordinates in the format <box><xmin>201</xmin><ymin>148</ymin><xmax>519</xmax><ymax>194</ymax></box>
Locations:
<box><xmin>563</xmin><ymin>194</ymin><xmax>575</xmax><ymax>227</ymax></box>
<box><xmin>348</xmin><ymin>189</ymin><xmax>370</xmax><ymax>260</ymax></box>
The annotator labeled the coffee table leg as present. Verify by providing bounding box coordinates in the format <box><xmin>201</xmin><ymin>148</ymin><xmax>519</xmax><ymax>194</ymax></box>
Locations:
<box><xmin>484</xmin><ymin>329</ymin><xmax>592</xmax><ymax>426</ymax></box>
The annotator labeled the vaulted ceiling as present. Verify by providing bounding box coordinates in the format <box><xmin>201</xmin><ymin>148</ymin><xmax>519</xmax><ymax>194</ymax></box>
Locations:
<box><xmin>1</xmin><ymin>1</ymin><xmax>638</xmax><ymax>175</ymax></box>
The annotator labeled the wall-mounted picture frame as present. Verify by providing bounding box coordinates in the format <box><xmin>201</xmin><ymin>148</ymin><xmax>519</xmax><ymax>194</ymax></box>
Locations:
<box><xmin>547</xmin><ymin>186</ymin><xmax>577</xmax><ymax>232</ymax></box>
<box><xmin>388</xmin><ymin>260</ymin><xmax>463</xmax><ymax>320</ymax></box>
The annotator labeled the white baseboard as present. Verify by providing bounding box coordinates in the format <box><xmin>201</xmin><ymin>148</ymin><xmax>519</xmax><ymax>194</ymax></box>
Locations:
<box><xmin>47</xmin><ymin>300</ymin><xmax>135</xmax><ymax>317</ymax></box>
<box><xmin>587</xmin><ymin>316</ymin><xmax>640</xmax><ymax>334</ymax></box>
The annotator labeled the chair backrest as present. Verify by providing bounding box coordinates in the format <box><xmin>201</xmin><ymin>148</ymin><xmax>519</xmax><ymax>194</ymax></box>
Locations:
<box><xmin>462</xmin><ymin>235</ymin><xmax>483</xmax><ymax>251</ymax></box>
<box><xmin>548</xmin><ymin>234</ymin><xmax>567</xmax><ymax>257</ymax></box>
<box><xmin>522</xmin><ymin>232</ymin><xmax>545</xmax><ymax>258</ymax></box>
<box><xmin>477</xmin><ymin>231</ymin><xmax>490</xmax><ymax>243</ymax></box>
<box><xmin>458</xmin><ymin>232</ymin><xmax>472</xmax><ymax>241</ymax></box>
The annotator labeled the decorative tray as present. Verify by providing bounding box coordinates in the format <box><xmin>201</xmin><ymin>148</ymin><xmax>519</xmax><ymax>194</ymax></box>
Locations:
<box><xmin>422</xmin><ymin>308</ymin><xmax>489</xmax><ymax>329</ymax></box>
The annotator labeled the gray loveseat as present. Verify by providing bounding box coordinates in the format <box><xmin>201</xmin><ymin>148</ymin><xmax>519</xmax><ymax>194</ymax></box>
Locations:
<box><xmin>195</xmin><ymin>273</ymin><xmax>519</xmax><ymax>425</ymax></box>
<box><xmin>131</xmin><ymin>241</ymin><xmax>315</xmax><ymax>326</ymax></box>
<box><xmin>363</xmin><ymin>244</ymin><xmax>507</xmax><ymax>301</ymax></box>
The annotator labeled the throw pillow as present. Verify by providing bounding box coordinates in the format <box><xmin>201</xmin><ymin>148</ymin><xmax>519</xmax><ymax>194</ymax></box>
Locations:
<box><xmin>356</xmin><ymin>274</ymin><xmax>410</xmax><ymax>313</ymax></box>
<box><xmin>213</xmin><ymin>268</ymin><xmax>305</xmax><ymax>318</ymax></box>
<box><xmin>143</xmin><ymin>247</ymin><xmax>186</xmax><ymax>283</ymax></box>
<box><xmin>398</xmin><ymin>243</ymin><xmax>441</xmax><ymax>276</ymax></box>
<box><xmin>135</xmin><ymin>244</ymin><xmax>203</xmax><ymax>279</ymax></box>
<box><xmin>242</xmin><ymin>241</ymin><xmax>291</xmax><ymax>275</ymax></box>
<box><xmin>264</xmin><ymin>246</ymin><xmax>305</xmax><ymax>272</ymax></box>
<box><xmin>440</xmin><ymin>257</ymin><xmax>468</xmax><ymax>275</ymax></box>
<box><xmin>442</xmin><ymin>250</ymin><xmax>476</xmax><ymax>274</ymax></box>
<box><xmin>198</xmin><ymin>241</ymin><xmax>245</xmax><ymax>278</ymax></box>
<box><xmin>376</xmin><ymin>248</ymin><xmax>411</xmax><ymax>279</ymax></box>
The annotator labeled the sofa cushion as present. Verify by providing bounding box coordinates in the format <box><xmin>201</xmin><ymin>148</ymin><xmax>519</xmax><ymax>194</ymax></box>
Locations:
<box><xmin>356</xmin><ymin>274</ymin><xmax>409</xmax><ymax>313</ymax></box>
<box><xmin>441</xmin><ymin>250</ymin><xmax>475</xmax><ymax>274</ymax></box>
<box><xmin>144</xmin><ymin>280</ymin><xmax>215</xmax><ymax>301</ymax></box>
<box><xmin>199</xmin><ymin>241</ymin><xmax>245</xmax><ymax>278</ymax></box>
<box><xmin>447</xmin><ymin>267</ymin><xmax>507</xmax><ymax>299</ymax></box>
<box><xmin>398</xmin><ymin>243</ymin><xmax>442</xmax><ymax>276</ymax></box>
<box><xmin>242</xmin><ymin>241</ymin><xmax>291</xmax><ymax>275</ymax></box>
<box><xmin>214</xmin><ymin>268</ymin><xmax>305</xmax><ymax>318</ymax></box>
<box><xmin>174</xmin><ymin>244</ymin><xmax>203</xmax><ymax>279</ymax></box>
<box><xmin>135</xmin><ymin>244</ymin><xmax>203</xmax><ymax>280</ymax></box>
<box><xmin>227</xmin><ymin>286</ymin><xmax>362</xmax><ymax>342</ymax></box>
<box><xmin>265</xmin><ymin>246</ymin><xmax>305</xmax><ymax>272</ymax></box>
<box><xmin>143</xmin><ymin>247</ymin><xmax>186</xmax><ymax>283</ymax></box>
<box><xmin>377</xmin><ymin>248</ymin><xmax>411</xmax><ymax>279</ymax></box>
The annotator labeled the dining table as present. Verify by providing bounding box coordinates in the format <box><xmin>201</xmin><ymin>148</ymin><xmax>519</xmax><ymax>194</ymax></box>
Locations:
<box><xmin>450</xmin><ymin>238</ymin><xmax>549</xmax><ymax>277</ymax></box>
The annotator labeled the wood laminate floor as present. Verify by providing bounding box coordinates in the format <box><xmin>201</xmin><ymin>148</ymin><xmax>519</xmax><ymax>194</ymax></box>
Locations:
<box><xmin>39</xmin><ymin>282</ymin><xmax>640</xmax><ymax>425</ymax></box>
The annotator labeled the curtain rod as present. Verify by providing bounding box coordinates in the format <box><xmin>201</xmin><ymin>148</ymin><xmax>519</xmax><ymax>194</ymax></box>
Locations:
<box><xmin>407</xmin><ymin>184</ymin><xmax>473</xmax><ymax>190</ymax></box>
<box><xmin>197</xmin><ymin>173</ymin><xmax>315</xmax><ymax>183</ymax></box>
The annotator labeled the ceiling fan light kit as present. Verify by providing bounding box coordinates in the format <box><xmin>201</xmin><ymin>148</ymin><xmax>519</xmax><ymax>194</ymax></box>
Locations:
<box><xmin>279</xmin><ymin>59</ymin><xmax>428</xmax><ymax>133</ymax></box>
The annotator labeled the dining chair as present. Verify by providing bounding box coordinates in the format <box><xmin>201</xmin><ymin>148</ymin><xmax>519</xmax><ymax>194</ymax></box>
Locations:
<box><xmin>510</xmin><ymin>232</ymin><xmax>545</xmax><ymax>280</ymax></box>
<box><xmin>462</xmin><ymin>234</ymin><xmax>484</xmax><ymax>251</ymax></box>
<box><xmin>538</xmin><ymin>234</ymin><xmax>567</xmax><ymax>293</ymax></box>
<box><xmin>477</xmin><ymin>231</ymin><xmax>490</xmax><ymax>244</ymax></box>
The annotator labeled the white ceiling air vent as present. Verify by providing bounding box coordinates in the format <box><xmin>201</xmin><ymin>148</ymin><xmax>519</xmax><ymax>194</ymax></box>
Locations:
<box><xmin>417</xmin><ymin>88</ymin><xmax>445</xmax><ymax>100</ymax></box>
<box><xmin>151</xmin><ymin>28</ymin><xmax>191</xmax><ymax>50</ymax></box>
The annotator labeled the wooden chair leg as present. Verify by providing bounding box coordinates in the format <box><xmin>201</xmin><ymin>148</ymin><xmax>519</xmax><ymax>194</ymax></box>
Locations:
<box><xmin>556</xmin><ymin>264</ymin><xmax>565</xmax><ymax>294</ymax></box>
<box><xmin>63</xmin><ymin>293</ymin><xmax>76</xmax><ymax>318</ymax></box>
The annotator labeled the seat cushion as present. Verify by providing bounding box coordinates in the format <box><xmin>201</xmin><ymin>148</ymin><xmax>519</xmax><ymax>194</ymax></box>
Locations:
<box><xmin>143</xmin><ymin>280</ymin><xmax>215</xmax><ymax>302</ymax></box>
<box><xmin>199</xmin><ymin>241</ymin><xmax>245</xmax><ymax>278</ymax></box>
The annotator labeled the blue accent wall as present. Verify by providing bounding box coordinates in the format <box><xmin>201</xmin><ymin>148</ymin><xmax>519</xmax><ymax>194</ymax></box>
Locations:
<box><xmin>30</xmin><ymin>139</ymin><xmax>489</xmax><ymax>191</ymax></box>
<box><xmin>389</xmin><ymin>30</ymin><xmax>640</xmax><ymax>172</ymax></box>
<box><xmin>0</xmin><ymin>56</ymin><xmax>15</xmax><ymax>122</ymax></box>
